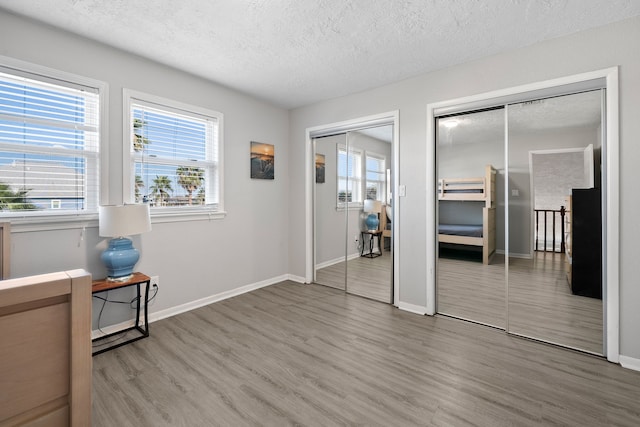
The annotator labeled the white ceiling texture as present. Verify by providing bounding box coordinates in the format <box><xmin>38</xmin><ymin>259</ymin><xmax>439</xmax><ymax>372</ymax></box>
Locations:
<box><xmin>438</xmin><ymin>90</ymin><xmax>605</xmax><ymax>146</ymax></box>
<box><xmin>2</xmin><ymin>0</ymin><xmax>640</xmax><ymax>110</ymax></box>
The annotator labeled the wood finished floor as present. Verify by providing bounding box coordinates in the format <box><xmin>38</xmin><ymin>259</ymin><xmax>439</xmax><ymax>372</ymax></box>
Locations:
<box><xmin>438</xmin><ymin>251</ymin><xmax>603</xmax><ymax>354</ymax></box>
<box><xmin>315</xmin><ymin>250</ymin><xmax>392</xmax><ymax>303</ymax></box>
<box><xmin>93</xmin><ymin>281</ymin><xmax>640</xmax><ymax>426</ymax></box>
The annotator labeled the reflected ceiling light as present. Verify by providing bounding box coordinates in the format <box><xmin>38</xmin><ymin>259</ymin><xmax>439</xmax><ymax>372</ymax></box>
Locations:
<box><xmin>442</xmin><ymin>119</ymin><xmax>459</xmax><ymax>128</ymax></box>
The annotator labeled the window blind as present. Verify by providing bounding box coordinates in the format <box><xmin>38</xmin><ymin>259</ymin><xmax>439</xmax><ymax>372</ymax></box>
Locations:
<box><xmin>130</xmin><ymin>100</ymin><xmax>219</xmax><ymax>209</ymax></box>
<box><xmin>0</xmin><ymin>69</ymin><xmax>99</xmax><ymax>214</ymax></box>
<box><xmin>337</xmin><ymin>145</ymin><xmax>362</xmax><ymax>204</ymax></box>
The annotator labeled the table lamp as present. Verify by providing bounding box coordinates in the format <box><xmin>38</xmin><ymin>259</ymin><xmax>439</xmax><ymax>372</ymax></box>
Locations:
<box><xmin>99</xmin><ymin>204</ymin><xmax>151</xmax><ymax>281</ymax></box>
<box><xmin>363</xmin><ymin>199</ymin><xmax>382</xmax><ymax>231</ymax></box>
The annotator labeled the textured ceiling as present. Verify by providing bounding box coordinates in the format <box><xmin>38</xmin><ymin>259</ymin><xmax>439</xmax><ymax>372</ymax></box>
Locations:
<box><xmin>1</xmin><ymin>0</ymin><xmax>639</xmax><ymax>109</ymax></box>
<box><xmin>439</xmin><ymin>90</ymin><xmax>603</xmax><ymax>145</ymax></box>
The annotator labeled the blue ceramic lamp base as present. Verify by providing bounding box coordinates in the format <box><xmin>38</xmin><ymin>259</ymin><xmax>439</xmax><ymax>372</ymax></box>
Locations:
<box><xmin>365</xmin><ymin>213</ymin><xmax>379</xmax><ymax>231</ymax></box>
<box><xmin>101</xmin><ymin>237</ymin><xmax>140</xmax><ymax>281</ymax></box>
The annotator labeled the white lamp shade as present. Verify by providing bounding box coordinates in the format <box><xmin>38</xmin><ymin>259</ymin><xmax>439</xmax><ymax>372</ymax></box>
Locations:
<box><xmin>363</xmin><ymin>199</ymin><xmax>382</xmax><ymax>213</ymax></box>
<box><xmin>99</xmin><ymin>204</ymin><xmax>151</xmax><ymax>237</ymax></box>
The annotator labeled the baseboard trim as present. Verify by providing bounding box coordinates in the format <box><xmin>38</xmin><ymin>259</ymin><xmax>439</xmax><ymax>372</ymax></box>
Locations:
<box><xmin>347</xmin><ymin>252</ymin><xmax>362</xmax><ymax>260</ymax></box>
<box><xmin>287</xmin><ymin>274</ymin><xmax>307</xmax><ymax>284</ymax></box>
<box><xmin>91</xmin><ymin>274</ymin><xmax>290</xmax><ymax>336</ymax></box>
<box><xmin>316</xmin><ymin>256</ymin><xmax>345</xmax><ymax>270</ymax></box>
<box><xmin>495</xmin><ymin>249</ymin><xmax>532</xmax><ymax>259</ymax></box>
<box><xmin>619</xmin><ymin>355</ymin><xmax>640</xmax><ymax>372</ymax></box>
<box><xmin>150</xmin><ymin>274</ymin><xmax>290</xmax><ymax>323</ymax></box>
<box><xmin>92</xmin><ymin>319</ymin><xmax>137</xmax><ymax>340</ymax></box>
<box><xmin>397</xmin><ymin>302</ymin><xmax>427</xmax><ymax>315</ymax></box>
<box><xmin>315</xmin><ymin>252</ymin><xmax>362</xmax><ymax>270</ymax></box>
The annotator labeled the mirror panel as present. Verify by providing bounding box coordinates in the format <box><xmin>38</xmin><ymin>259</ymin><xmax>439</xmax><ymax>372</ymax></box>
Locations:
<box><xmin>345</xmin><ymin>129</ymin><xmax>393</xmax><ymax>303</ymax></box>
<box><xmin>314</xmin><ymin>134</ymin><xmax>347</xmax><ymax>291</ymax></box>
<box><xmin>436</xmin><ymin>109</ymin><xmax>506</xmax><ymax>329</ymax></box>
<box><xmin>506</xmin><ymin>90</ymin><xmax>604</xmax><ymax>354</ymax></box>
<box><xmin>313</xmin><ymin>126</ymin><xmax>394</xmax><ymax>303</ymax></box>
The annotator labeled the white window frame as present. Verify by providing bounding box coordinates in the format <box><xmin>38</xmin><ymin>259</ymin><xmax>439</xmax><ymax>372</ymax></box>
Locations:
<box><xmin>0</xmin><ymin>55</ymin><xmax>107</xmax><ymax>231</ymax></box>
<box><xmin>123</xmin><ymin>89</ymin><xmax>225</xmax><ymax>223</ymax></box>
<box><xmin>365</xmin><ymin>151</ymin><xmax>386</xmax><ymax>202</ymax></box>
<box><xmin>336</xmin><ymin>144</ymin><xmax>362</xmax><ymax>209</ymax></box>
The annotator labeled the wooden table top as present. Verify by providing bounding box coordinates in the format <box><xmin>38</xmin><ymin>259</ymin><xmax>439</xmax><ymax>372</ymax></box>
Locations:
<box><xmin>92</xmin><ymin>272</ymin><xmax>150</xmax><ymax>293</ymax></box>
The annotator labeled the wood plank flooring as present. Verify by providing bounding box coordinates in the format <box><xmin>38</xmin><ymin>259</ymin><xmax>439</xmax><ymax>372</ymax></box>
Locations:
<box><xmin>508</xmin><ymin>252</ymin><xmax>603</xmax><ymax>353</ymax></box>
<box><xmin>315</xmin><ymin>250</ymin><xmax>392</xmax><ymax>303</ymax></box>
<box><xmin>438</xmin><ymin>251</ymin><xmax>603</xmax><ymax>354</ymax></box>
<box><xmin>437</xmin><ymin>254</ymin><xmax>507</xmax><ymax>328</ymax></box>
<box><xmin>93</xmin><ymin>281</ymin><xmax>640</xmax><ymax>426</ymax></box>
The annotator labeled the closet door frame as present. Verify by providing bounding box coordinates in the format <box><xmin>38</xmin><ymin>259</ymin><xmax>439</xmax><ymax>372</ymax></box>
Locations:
<box><xmin>426</xmin><ymin>68</ymin><xmax>620</xmax><ymax>363</ymax></box>
<box><xmin>305</xmin><ymin>111</ymin><xmax>400</xmax><ymax>306</ymax></box>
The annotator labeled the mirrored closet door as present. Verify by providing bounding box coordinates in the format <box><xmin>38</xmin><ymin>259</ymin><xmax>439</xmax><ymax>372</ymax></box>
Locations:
<box><xmin>314</xmin><ymin>133</ymin><xmax>347</xmax><ymax>291</ymax></box>
<box><xmin>313</xmin><ymin>126</ymin><xmax>394</xmax><ymax>303</ymax></box>
<box><xmin>506</xmin><ymin>90</ymin><xmax>604</xmax><ymax>354</ymax></box>
<box><xmin>435</xmin><ymin>89</ymin><xmax>605</xmax><ymax>355</ymax></box>
<box><xmin>436</xmin><ymin>108</ymin><xmax>506</xmax><ymax>328</ymax></box>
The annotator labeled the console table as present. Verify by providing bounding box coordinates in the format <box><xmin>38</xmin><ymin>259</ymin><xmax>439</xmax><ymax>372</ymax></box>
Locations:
<box><xmin>92</xmin><ymin>272</ymin><xmax>150</xmax><ymax>355</ymax></box>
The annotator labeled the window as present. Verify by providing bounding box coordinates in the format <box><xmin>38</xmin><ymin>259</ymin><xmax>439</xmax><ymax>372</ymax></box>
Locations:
<box><xmin>337</xmin><ymin>145</ymin><xmax>362</xmax><ymax>206</ymax></box>
<box><xmin>0</xmin><ymin>64</ymin><xmax>101</xmax><ymax>217</ymax></box>
<box><xmin>124</xmin><ymin>90</ymin><xmax>223</xmax><ymax>216</ymax></box>
<box><xmin>365</xmin><ymin>153</ymin><xmax>385</xmax><ymax>201</ymax></box>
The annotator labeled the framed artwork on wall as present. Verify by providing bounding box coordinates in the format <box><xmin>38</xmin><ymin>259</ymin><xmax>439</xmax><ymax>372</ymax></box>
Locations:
<box><xmin>250</xmin><ymin>141</ymin><xmax>274</xmax><ymax>180</ymax></box>
<box><xmin>315</xmin><ymin>153</ymin><xmax>325</xmax><ymax>183</ymax></box>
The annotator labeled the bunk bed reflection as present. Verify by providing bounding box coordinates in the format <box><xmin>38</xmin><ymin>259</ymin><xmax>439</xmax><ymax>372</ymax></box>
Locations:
<box><xmin>438</xmin><ymin>164</ymin><xmax>497</xmax><ymax>264</ymax></box>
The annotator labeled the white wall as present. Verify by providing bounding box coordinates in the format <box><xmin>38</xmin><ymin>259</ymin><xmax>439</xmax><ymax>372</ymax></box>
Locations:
<box><xmin>289</xmin><ymin>16</ymin><xmax>640</xmax><ymax>360</ymax></box>
<box><xmin>0</xmin><ymin>11</ymin><xmax>291</xmax><ymax>327</ymax></box>
<box><xmin>532</xmin><ymin>151</ymin><xmax>591</xmax><ymax>210</ymax></box>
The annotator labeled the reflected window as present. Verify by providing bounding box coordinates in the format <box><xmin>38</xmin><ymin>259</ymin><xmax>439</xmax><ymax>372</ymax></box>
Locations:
<box><xmin>365</xmin><ymin>153</ymin><xmax>385</xmax><ymax>201</ymax></box>
<box><xmin>337</xmin><ymin>145</ymin><xmax>362</xmax><ymax>205</ymax></box>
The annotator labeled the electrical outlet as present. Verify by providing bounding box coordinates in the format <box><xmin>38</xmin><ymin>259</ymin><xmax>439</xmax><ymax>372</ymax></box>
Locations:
<box><xmin>150</xmin><ymin>275</ymin><xmax>159</xmax><ymax>288</ymax></box>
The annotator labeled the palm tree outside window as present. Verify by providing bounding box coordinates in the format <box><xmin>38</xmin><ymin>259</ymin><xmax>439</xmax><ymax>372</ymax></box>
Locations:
<box><xmin>125</xmin><ymin>89</ymin><xmax>222</xmax><ymax>212</ymax></box>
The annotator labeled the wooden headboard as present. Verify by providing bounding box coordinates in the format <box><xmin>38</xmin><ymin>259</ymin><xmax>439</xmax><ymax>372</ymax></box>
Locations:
<box><xmin>0</xmin><ymin>269</ymin><xmax>92</xmax><ymax>426</ymax></box>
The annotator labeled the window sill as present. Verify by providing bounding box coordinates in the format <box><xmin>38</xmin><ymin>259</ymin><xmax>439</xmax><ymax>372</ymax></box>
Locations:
<box><xmin>3</xmin><ymin>208</ymin><xmax>226</xmax><ymax>233</ymax></box>
<box><xmin>336</xmin><ymin>203</ymin><xmax>364</xmax><ymax>211</ymax></box>
<box><xmin>149</xmin><ymin>207</ymin><xmax>227</xmax><ymax>224</ymax></box>
<box><xmin>4</xmin><ymin>213</ymin><xmax>99</xmax><ymax>233</ymax></box>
